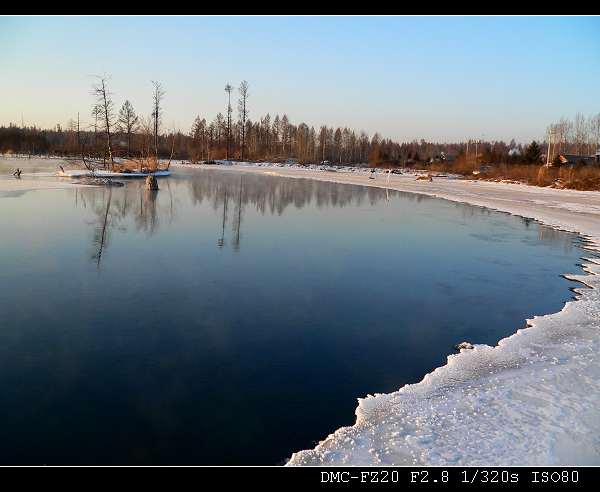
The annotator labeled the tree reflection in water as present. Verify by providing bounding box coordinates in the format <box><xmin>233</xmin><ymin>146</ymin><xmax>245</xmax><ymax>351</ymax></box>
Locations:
<box><xmin>73</xmin><ymin>170</ymin><xmax>577</xmax><ymax>268</ymax></box>
<box><xmin>76</xmin><ymin>182</ymin><xmax>165</xmax><ymax>269</ymax></box>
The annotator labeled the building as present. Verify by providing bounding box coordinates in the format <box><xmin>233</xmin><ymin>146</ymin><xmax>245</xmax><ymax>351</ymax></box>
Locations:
<box><xmin>428</xmin><ymin>152</ymin><xmax>456</xmax><ymax>164</ymax></box>
<box><xmin>508</xmin><ymin>148</ymin><xmax>521</xmax><ymax>157</ymax></box>
<box><xmin>557</xmin><ymin>153</ymin><xmax>600</xmax><ymax>166</ymax></box>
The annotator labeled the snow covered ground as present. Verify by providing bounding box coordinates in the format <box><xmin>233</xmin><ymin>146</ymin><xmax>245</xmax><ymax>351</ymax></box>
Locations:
<box><xmin>174</xmin><ymin>162</ymin><xmax>600</xmax><ymax>466</ymax></box>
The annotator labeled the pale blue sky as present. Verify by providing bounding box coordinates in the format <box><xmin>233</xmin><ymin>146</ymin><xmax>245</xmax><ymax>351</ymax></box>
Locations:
<box><xmin>1</xmin><ymin>16</ymin><xmax>599</xmax><ymax>142</ymax></box>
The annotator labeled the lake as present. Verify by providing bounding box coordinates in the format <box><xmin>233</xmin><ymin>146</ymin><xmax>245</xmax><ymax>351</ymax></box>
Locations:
<box><xmin>0</xmin><ymin>161</ymin><xmax>587</xmax><ymax>464</ymax></box>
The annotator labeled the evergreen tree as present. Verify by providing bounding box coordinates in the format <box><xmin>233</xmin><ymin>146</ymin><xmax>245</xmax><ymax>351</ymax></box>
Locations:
<box><xmin>117</xmin><ymin>100</ymin><xmax>139</xmax><ymax>155</ymax></box>
<box><xmin>525</xmin><ymin>140</ymin><xmax>541</xmax><ymax>163</ymax></box>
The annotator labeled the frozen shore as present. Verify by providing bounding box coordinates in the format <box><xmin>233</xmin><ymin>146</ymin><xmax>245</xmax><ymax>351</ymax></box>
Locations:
<box><xmin>175</xmin><ymin>162</ymin><xmax>600</xmax><ymax>466</ymax></box>
<box><xmin>0</xmin><ymin>175</ymin><xmax>79</xmax><ymax>197</ymax></box>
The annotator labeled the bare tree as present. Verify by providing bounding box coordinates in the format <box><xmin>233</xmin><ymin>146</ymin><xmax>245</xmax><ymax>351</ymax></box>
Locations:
<box><xmin>574</xmin><ymin>112</ymin><xmax>588</xmax><ymax>155</ymax></box>
<box><xmin>554</xmin><ymin>117</ymin><xmax>572</xmax><ymax>154</ymax></box>
<box><xmin>215</xmin><ymin>112</ymin><xmax>225</xmax><ymax>146</ymax></box>
<box><xmin>166</xmin><ymin>126</ymin><xmax>177</xmax><ymax>170</ymax></box>
<box><xmin>117</xmin><ymin>100</ymin><xmax>139</xmax><ymax>156</ymax></box>
<box><xmin>92</xmin><ymin>76</ymin><xmax>116</xmax><ymax>170</ymax></box>
<box><xmin>319</xmin><ymin>125</ymin><xmax>328</xmax><ymax>162</ymax></box>
<box><xmin>151</xmin><ymin>81</ymin><xmax>165</xmax><ymax>159</ymax></box>
<box><xmin>91</xmin><ymin>103</ymin><xmax>101</xmax><ymax>151</ymax></box>
<box><xmin>225</xmin><ymin>83</ymin><xmax>233</xmax><ymax>160</ymax></box>
<box><xmin>589</xmin><ymin>113</ymin><xmax>600</xmax><ymax>154</ymax></box>
<box><xmin>237</xmin><ymin>80</ymin><xmax>249</xmax><ymax>160</ymax></box>
<box><xmin>138</xmin><ymin>116</ymin><xmax>151</xmax><ymax>157</ymax></box>
<box><xmin>190</xmin><ymin>116</ymin><xmax>207</xmax><ymax>161</ymax></box>
<box><xmin>77</xmin><ymin>112</ymin><xmax>81</xmax><ymax>151</ymax></box>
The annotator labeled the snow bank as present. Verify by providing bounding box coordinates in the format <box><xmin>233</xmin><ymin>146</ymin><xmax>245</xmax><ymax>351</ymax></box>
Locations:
<box><xmin>174</xmin><ymin>162</ymin><xmax>600</xmax><ymax>465</ymax></box>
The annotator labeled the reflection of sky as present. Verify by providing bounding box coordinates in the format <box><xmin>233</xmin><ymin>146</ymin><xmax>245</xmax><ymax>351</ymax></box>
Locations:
<box><xmin>0</xmin><ymin>167</ymin><xmax>587</xmax><ymax>465</ymax></box>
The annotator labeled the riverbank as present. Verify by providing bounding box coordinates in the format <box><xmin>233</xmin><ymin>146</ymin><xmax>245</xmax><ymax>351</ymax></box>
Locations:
<box><xmin>175</xmin><ymin>162</ymin><xmax>600</xmax><ymax>466</ymax></box>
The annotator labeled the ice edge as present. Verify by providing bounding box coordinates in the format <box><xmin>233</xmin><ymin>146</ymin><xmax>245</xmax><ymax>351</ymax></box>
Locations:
<box><xmin>174</xmin><ymin>163</ymin><xmax>600</xmax><ymax>466</ymax></box>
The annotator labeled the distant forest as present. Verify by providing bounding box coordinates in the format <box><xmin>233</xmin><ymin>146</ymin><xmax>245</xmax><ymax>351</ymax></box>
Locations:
<box><xmin>1</xmin><ymin>79</ymin><xmax>598</xmax><ymax>167</ymax></box>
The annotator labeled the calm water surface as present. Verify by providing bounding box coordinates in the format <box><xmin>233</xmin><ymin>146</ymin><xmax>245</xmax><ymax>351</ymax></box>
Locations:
<box><xmin>0</xmin><ymin>160</ymin><xmax>587</xmax><ymax>464</ymax></box>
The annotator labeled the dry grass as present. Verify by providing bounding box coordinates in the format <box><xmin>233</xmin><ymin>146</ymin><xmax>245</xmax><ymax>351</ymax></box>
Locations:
<box><xmin>471</xmin><ymin>164</ymin><xmax>600</xmax><ymax>191</ymax></box>
<box><xmin>428</xmin><ymin>157</ymin><xmax>475</xmax><ymax>175</ymax></box>
<box><xmin>555</xmin><ymin>165</ymin><xmax>600</xmax><ymax>190</ymax></box>
<box><xmin>112</xmin><ymin>157</ymin><xmax>165</xmax><ymax>173</ymax></box>
<box><xmin>428</xmin><ymin>158</ymin><xmax>600</xmax><ymax>191</ymax></box>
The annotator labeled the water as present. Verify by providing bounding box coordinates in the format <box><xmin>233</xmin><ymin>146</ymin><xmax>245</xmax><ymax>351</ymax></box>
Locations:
<box><xmin>0</xmin><ymin>160</ymin><xmax>587</xmax><ymax>464</ymax></box>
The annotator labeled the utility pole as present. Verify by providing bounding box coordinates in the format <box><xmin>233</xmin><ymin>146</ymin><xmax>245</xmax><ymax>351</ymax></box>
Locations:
<box><xmin>546</xmin><ymin>128</ymin><xmax>555</xmax><ymax>166</ymax></box>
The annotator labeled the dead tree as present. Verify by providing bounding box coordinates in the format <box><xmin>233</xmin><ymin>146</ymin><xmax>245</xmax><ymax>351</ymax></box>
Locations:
<box><xmin>151</xmin><ymin>81</ymin><xmax>165</xmax><ymax>161</ymax></box>
<box><xmin>237</xmin><ymin>81</ymin><xmax>249</xmax><ymax>161</ymax></box>
<box><xmin>92</xmin><ymin>76</ymin><xmax>116</xmax><ymax>170</ymax></box>
<box><xmin>92</xmin><ymin>104</ymin><xmax>100</xmax><ymax>151</ymax></box>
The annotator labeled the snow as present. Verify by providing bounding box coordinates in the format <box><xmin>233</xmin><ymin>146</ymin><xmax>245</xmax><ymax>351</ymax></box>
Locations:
<box><xmin>173</xmin><ymin>162</ymin><xmax>600</xmax><ymax>466</ymax></box>
<box><xmin>0</xmin><ymin>168</ymin><xmax>171</xmax><ymax>197</ymax></box>
<box><xmin>58</xmin><ymin>169</ymin><xmax>171</xmax><ymax>178</ymax></box>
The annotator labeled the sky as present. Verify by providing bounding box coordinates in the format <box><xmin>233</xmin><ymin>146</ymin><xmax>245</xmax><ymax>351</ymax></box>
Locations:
<box><xmin>0</xmin><ymin>15</ymin><xmax>599</xmax><ymax>143</ymax></box>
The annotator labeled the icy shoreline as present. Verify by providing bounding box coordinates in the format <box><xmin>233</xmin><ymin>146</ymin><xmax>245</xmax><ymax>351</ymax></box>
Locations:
<box><xmin>0</xmin><ymin>175</ymin><xmax>80</xmax><ymax>196</ymax></box>
<box><xmin>174</xmin><ymin>162</ymin><xmax>600</xmax><ymax>465</ymax></box>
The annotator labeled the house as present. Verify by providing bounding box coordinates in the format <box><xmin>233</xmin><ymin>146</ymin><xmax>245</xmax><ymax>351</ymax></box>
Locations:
<box><xmin>438</xmin><ymin>151</ymin><xmax>456</xmax><ymax>162</ymax></box>
<box><xmin>428</xmin><ymin>152</ymin><xmax>456</xmax><ymax>163</ymax></box>
<box><xmin>472</xmin><ymin>164</ymin><xmax>492</xmax><ymax>175</ymax></box>
<box><xmin>557</xmin><ymin>153</ymin><xmax>600</xmax><ymax>166</ymax></box>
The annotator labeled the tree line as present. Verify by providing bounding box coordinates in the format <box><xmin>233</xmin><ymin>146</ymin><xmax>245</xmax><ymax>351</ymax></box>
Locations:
<box><xmin>546</xmin><ymin>113</ymin><xmax>600</xmax><ymax>157</ymax></box>
<box><xmin>1</xmin><ymin>78</ymin><xmax>598</xmax><ymax>167</ymax></box>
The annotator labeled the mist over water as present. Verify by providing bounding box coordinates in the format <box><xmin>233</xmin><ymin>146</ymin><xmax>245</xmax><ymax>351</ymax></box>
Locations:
<box><xmin>0</xmin><ymin>161</ymin><xmax>587</xmax><ymax>464</ymax></box>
